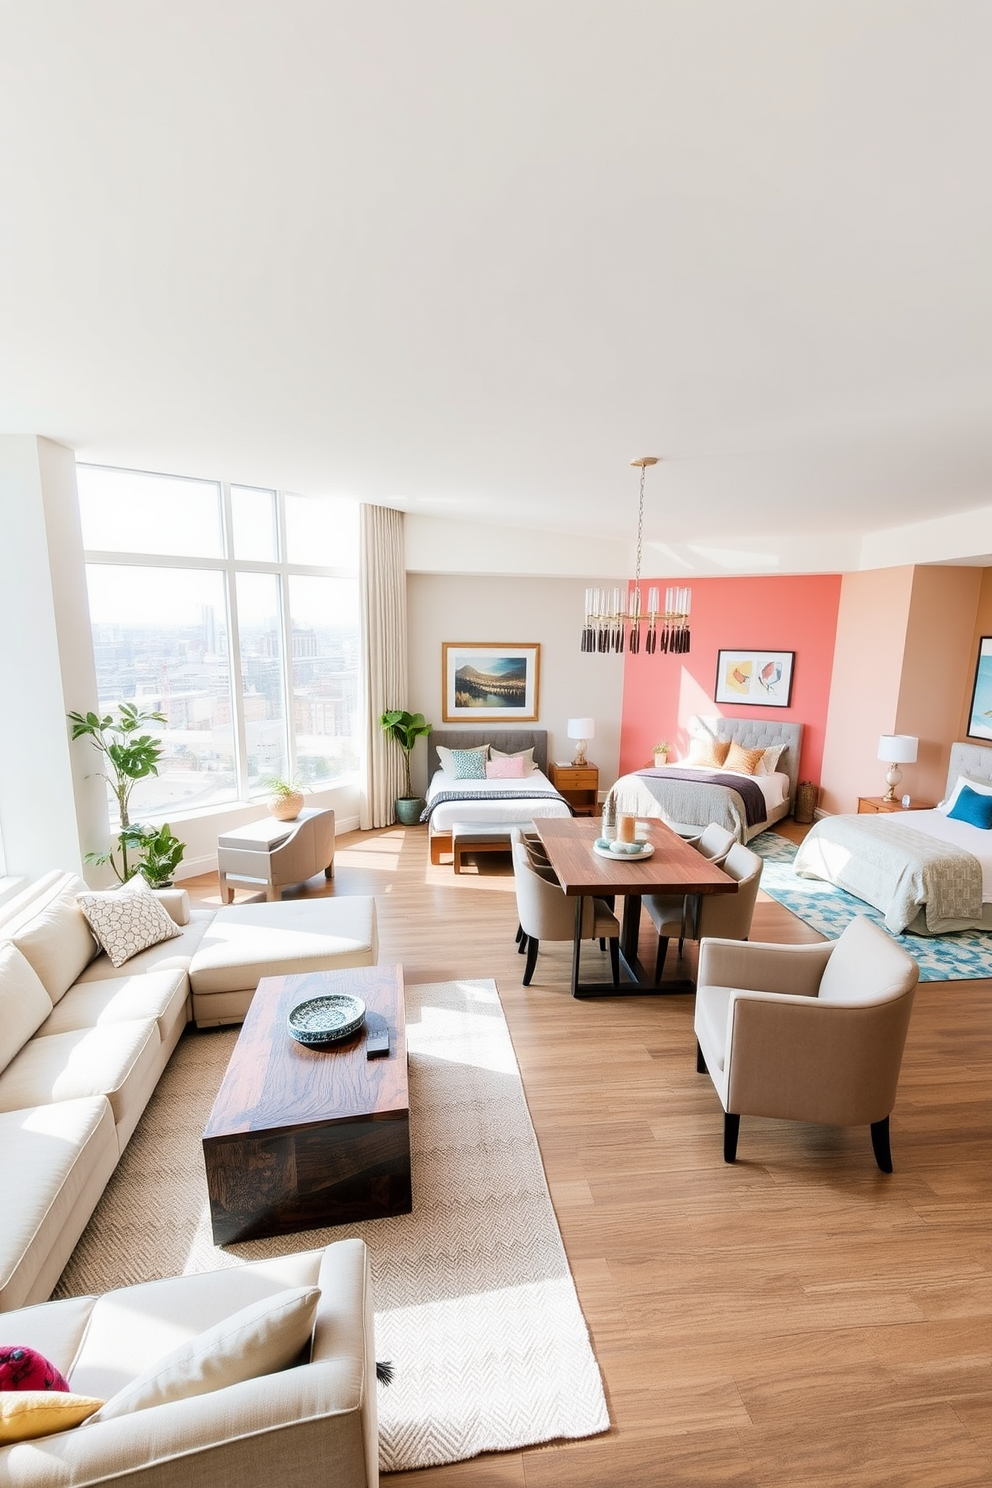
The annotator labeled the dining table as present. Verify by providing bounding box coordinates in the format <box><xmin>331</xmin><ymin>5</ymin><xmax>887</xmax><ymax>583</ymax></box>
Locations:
<box><xmin>532</xmin><ymin>815</ymin><xmax>738</xmax><ymax>997</ymax></box>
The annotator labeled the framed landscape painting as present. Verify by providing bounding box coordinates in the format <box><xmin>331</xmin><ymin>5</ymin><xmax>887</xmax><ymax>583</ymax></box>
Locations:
<box><xmin>442</xmin><ymin>642</ymin><xmax>540</xmax><ymax>723</ymax></box>
<box><xmin>966</xmin><ymin>637</ymin><xmax>992</xmax><ymax>741</ymax></box>
<box><xmin>714</xmin><ymin>649</ymin><xmax>795</xmax><ymax>708</ymax></box>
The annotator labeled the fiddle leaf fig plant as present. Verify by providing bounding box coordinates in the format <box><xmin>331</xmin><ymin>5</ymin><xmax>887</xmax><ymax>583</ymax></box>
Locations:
<box><xmin>380</xmin><ymin>709</ymin><xmax>432</xmax><ymax>800</ymax></box>
<box><xmin>68</xmin><ymin>703</ymin><xmax>185</xmax><ymax>884</ymax></box>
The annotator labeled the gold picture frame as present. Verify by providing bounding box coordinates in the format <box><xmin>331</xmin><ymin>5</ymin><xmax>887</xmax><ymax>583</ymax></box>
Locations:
<box><xmin>441</xmin><ymin>642</ymin><xmax>541</xmax><ymax>723</ymax></box>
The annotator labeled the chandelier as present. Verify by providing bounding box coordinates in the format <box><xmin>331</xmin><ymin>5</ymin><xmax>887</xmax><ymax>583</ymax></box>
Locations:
<box><xmin>581</xmin><ymin>457</ymin><xmax>691</xmax><ymax>655</ymax></box>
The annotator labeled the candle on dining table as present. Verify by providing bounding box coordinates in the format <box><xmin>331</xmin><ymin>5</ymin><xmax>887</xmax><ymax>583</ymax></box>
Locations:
<box><xmin>618</xmin><ymin>814</ymin><xmax>636</xmax><ymax>843</ymax></box>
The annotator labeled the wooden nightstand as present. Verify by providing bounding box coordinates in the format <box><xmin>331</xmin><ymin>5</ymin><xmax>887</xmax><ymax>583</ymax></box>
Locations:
<box><xmin>857</xmin><ymin>796</ymin><xmax>936</xmax><ymax>814</ymax></box>
<box><xmin>549</xmin><ymin>761</ymin><xmax>599</xmax><ymax>816</ymax></box>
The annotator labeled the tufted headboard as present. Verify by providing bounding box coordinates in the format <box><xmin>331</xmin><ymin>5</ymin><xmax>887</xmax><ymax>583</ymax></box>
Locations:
<box><xmin>945</xmin><ymin>740</ymin><xmax>992</xmax><ymax>799</ymax></box>
<box><xmin>688</xmin><ymin>715</ymin><xmax>804</xmax><ymax>804</ymax></box>
<box><xmin>427</xmin><ymin>728</ymin><xmax>549</xmax><ymax>778</ymax></box>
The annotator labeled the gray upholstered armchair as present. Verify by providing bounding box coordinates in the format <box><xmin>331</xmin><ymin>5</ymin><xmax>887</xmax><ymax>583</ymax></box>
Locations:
<box><xmin>694</xmin><ymin>914</ymin><xmax>919</xmax><ymax>1170</ymax></box>
<box><xmin>511</xmin><ymin>838</ymin><xmax>620</xmax><ymax>987</ymax></box>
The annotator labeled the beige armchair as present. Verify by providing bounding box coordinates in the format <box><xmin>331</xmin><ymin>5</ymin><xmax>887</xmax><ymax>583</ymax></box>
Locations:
<box><xmin>511</xmin><ymin>839</ymin><xmax>620</xmax><ymax>986</ymax></box>
<box><xmin>217</xmin><ymin>807</ymin><xmax>335</xmax><ymax>902</ymax></box>
<box><xmin>0</xmin><ymin>1240</ymin><xmax>378</xmax><ymax>1488</ymax></box>
<box><xmin>645</xmin><ymin>841</ymin><xmax>762</xmax><ymax>980</ymax></box>
<box><xmin>695</xmin><ymin>915</ymin><xmax>919</xmax><ymax>1170</ymax></box>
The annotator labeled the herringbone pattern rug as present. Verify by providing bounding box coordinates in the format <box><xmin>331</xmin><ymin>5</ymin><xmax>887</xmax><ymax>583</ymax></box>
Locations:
<box><xmin>54</xmin><ymin>978</ymin><xmax>609</xmax><ymax>1471</ymax></box>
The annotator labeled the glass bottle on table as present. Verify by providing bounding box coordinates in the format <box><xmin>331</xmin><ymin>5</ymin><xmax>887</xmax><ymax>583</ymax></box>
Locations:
<box><xmin>600</xmin><ymin>799</ymin><xmax>617</xmax><ymax>845</ymax></box>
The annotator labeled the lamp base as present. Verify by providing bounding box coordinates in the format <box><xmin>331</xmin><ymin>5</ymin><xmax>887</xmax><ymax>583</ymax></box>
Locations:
<box><xmin>882</xmin><ymin>764</ymin><xmax>902</xmax><ymax>803</ymax></box>
<box><xmin>571</xmin><ymin>743</ymin><xmax>588</xmax><ymax>766</ymax></box>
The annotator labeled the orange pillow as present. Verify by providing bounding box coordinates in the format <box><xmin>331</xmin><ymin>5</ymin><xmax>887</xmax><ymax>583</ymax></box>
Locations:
<box><xmin>724</xmin><ymin>741</ymin><xmax>766</xmax><ymax>775</ymax></box>
<box><xmin>684</xmin><ymin>737</ymin><xmax>730</xmax><ymax>769</ymax></box>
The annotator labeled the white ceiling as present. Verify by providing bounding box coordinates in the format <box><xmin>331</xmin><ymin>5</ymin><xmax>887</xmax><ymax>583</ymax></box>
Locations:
<box><xmin>1</xmin><ymin>1</ymin><xmax>990</xmax><ymax>570</ymax></box>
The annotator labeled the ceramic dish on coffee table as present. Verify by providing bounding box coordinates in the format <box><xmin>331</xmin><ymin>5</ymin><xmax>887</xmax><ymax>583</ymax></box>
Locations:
<box><xmin>592</xmin><ymin>841</ymin><xmax>655</xmax><ymax>861</ymax></box>
<box><xmin>287</xmin><ymin>993</ymin><xmax>366</xmax><ymax>1047</ymax></box>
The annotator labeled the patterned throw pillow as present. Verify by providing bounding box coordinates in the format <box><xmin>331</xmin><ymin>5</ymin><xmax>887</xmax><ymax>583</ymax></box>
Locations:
<box><xmin>452</xmin><ymin>749</ymin><xmax>489</xmax><ymax>780</ymax></box>
<box><xmin>684</xmin><ymin>737</ymin><xmax>730</xmax><ymax>769</ymax></box>
<box><xmin>436</xmin><ymin>744</ymin><xmax>488</xmax><ymax>776</ymax></box>
<box><xmin>76</xmin><ymin>874</ymin><xmax>182</xmax><ymax>969</ymax></box>
<box><xmin>724</xmin><ymin>741</ymin><xmax>766</xmax><ymax>775</ymax></box>
<box><xmin>0</xmin><ymin>1346</ymin><xmax>69</xmax><ymax>1393</ymax></box>
<box><xmin>486</xmin><ymin>756</ymin><xmax>525</xmax><ymax>779</ymax></box>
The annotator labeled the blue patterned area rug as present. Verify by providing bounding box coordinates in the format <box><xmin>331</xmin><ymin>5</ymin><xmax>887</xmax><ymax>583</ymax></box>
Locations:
<box><xmin>752</xmin><ymin>832</ymin><xmax>992</xmax><ymax>983</ymax></box>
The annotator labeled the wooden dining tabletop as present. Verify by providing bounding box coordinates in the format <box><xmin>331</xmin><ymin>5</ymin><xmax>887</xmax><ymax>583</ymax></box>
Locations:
<box><xmin>532</xmin><ymin>815</ymin><xmax>737</xmax><ymax>995</ymax></box>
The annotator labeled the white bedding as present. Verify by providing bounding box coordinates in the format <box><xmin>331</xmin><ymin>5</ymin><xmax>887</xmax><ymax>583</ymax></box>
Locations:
<box><xmin>874</xmin><ymin>808</ymin><xmax>992</xmax><ymax>902</ymax></box>
<box><xmin>651</xmin><ymin>764</ymin><xmax>791</xmax><ymax>814</ymax></box>
<box><xmin>425</xmin><ymin>768</ymin><xmax>573</xmax><ymax>832</ymax></box>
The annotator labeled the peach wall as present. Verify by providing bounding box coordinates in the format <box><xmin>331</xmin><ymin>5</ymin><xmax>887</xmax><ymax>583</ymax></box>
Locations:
<box><xmin>820</xmin><ymin>568</ymin><xmax>914</xmax><ymax>814</ymax></box>
<box><xmin>959</xmin><ymin>568</ymin><xmax>992</xmax><ymax>741</ymax></box>
<box><xmin>619</xmin><ymin>574</ymin><xmax>842</xmax><ymax>785</ymax></box>
<box><xmin>898</xmin><ymin>566</ymin><xmax>982</xmax><ymax>804</ymax></box>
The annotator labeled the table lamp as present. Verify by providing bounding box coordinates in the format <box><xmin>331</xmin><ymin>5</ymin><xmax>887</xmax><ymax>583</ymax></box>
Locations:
<box><xmin>877</xmin><ymin>734</ymin><xmax>917</xmax><ymax>802</ymax></box>
<box><xmin>567</xmin><ymin>717</ymin><xmax>595</xmax><ymax>766</ymax></box>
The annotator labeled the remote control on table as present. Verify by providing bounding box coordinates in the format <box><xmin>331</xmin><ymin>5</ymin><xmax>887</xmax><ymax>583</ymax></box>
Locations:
<box><xmin>366</xmin><ymin>1029</ymin><xmax>390</xmax><ymax>1059</ymax></box>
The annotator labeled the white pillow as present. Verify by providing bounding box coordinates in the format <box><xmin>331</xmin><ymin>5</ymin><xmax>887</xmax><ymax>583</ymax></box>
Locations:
<box><xmin>756</xmin><ymin>744</ymin><xmax>786</xmax><ymax>776</ymax></box>
<box><xmin>435</xmin><ymin>743</ymin><xmax>489</xmax><ymax>776</ymax></box>
<box><xmin>940</xmin><ymin>774</ymin><xmax>992</xmax><ymax>814</ymax></box>
<box><xmin>91</xmin><ymin>1286</ymin><xmax>321</xmax><ymax>1422</ymax></box>
<box><xmin>76</xmin><ymin>874</ymin><xmax>182</xmax><ymax>969</ymax></box>
<box><xmin>490</xmin><ymin>745</ymin><xmax>537</xmax><ymax>773</ymax></box>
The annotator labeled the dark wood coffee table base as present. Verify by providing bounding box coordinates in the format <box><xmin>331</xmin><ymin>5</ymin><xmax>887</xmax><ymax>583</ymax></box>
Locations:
<box><xmin>203</xmin><ymin>964</ymin><xmax>411</xmax><ymax>1244</ymax></box>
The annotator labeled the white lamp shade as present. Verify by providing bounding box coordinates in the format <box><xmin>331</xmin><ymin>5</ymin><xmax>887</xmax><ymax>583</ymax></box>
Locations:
<box><xmin>878</xmin><ymin>734</ymin><xmax>918</xmax><ymax>764</ymax></box>
<box><xmin>567</xmin><ymin>717</ymin><xmax>595</xmax><ymax>740</ymax></box>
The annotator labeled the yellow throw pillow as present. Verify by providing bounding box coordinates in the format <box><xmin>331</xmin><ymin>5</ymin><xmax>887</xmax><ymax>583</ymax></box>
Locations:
<box><xmin>0</xmin><ymin>1391</ymin><xmax>103</xmax><ymax>1444</ymax></box>
<box><xmin>724</xmin><ymin>741</ymin><xmax>766</xmax><ymax>775</ymax></box>
<box><xmin>685</xmin><ymin>737</ymin><xmax>730</xmax><ymax>769</ymax></box>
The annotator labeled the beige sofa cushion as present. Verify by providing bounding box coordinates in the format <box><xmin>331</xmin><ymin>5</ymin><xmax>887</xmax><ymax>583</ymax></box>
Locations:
<box><xmin>190</xmin><ymin>898</ymin><xmax>378</xmax><ymax>996</ymax></box>
<box><xmin>39</xmin><ymin>968</ymin><xmax>189</xmax><ymax>1045</ymax></box>
<box><xmin>0</xmin><ymin>943</ymin><xmax>53</xmax><ymax>1076</ymax></box>
<box><xmin>91</xmin><ymin>1286</ymin><xmax>321</xmax><ymax>1422</ymax></box>
<box><xmin>0</xmin><ymin>1097</ymin><xmax>118</xmax><ymax>1314</ymax></box>
<box><xmin>5</xmin><ymin>873</ymin><xmax>98</xmax><ymax>1004</ymax></box>
<box><xmin>0</xmin><ymin>1022</ymin><xmax>161</xmax><ymax>1130</ymax></box>
<box><xmin>73</xmin><ymin>909</ymin><xmax>214</xmax><ymax>985</ymax></box>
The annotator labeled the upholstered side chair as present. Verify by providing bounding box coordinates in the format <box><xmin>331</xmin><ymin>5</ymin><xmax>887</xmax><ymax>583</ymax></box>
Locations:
<box><xmin>511</xmin><ymin>838</ymin><xmax>620</xmax><ymax>987</ymax></box>
<box><xmin>694</xmin><ymin>914</ymin><xmax>920</xmax><ymax>1170</ymax></box>
<box><xmin>645</xmin><ymin>840</ymin><xmax>763</xmax><ymax>980</ymax></box>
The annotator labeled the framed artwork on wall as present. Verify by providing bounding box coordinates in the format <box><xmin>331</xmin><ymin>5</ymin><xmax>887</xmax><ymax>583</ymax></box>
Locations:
<box><xmin>966</xmin><ymin>636</ymin><xmax>992</xmax><ymax>741</ymax></box>
<box><xmin>714</xmin><ymin>649</ymin><xmax>795</xmax><ymax>708</ymax></box>
<box><xmin>441</xmin><ymin>642</ymin><xmax>540</xmax><ymax>723</ymax></box>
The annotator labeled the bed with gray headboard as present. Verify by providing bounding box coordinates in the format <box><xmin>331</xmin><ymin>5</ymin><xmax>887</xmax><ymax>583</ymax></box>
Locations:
<box><xmin>425</xmin><ymin>728</ymin><xmax>571</xmax><ymax>865</ymax></box>
<box><xmin>603</xmin><ymin>715</ymin><xmax>804</xmax><ymax>844</ymax></box>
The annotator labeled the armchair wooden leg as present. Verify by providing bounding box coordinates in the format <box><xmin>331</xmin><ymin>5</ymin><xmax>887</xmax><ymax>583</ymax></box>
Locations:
<box><xmin>696</xmin><ymin>1041</ymin><xmax>706</xmax><ymax>1073</ymax></box>
<box><xmin>870</xmin><ymin>1116</ymin><xmax>893</xmax><ymax>1173</ymax></box>
<box><xmin>515</xmin><ymin>923</ymin><xmax>526</xmax><ymax>949</ymax></box>
<box><xmin>654</xmin><ymin>936</ymin><xmax>669</xmax><ymax>982</ymax></box>
<box><xmin>523</xmin><ymin>937</ymin><xmax>539</xmax><ymax>986</ymax></box>
<box><xmin>723</xmin><ymin>1112</ymin><xmax>741</xmax><ymax>1163</ymax></box>
<box><xmin>609</xmin><ymin>936</ymin><xmax>620</xmax><ymax>985</ymax></box>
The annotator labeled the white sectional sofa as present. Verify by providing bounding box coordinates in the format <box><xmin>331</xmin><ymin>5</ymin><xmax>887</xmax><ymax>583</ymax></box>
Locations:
<box><xmin>0</xmin><ymin>870</ymin><xmax>378</xmax><ymax>1314</ymax></box>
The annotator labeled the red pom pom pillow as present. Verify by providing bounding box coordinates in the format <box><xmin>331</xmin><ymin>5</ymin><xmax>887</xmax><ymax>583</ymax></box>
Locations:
<box><xmin>0</xmin><ymin>1345</ymin><xmax>70</xmax><ymax>1392</ymax></box>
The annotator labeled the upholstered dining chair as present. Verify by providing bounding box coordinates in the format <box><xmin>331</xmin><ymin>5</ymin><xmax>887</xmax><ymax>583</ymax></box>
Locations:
<box><xmin>682</xmin><ymin>822</ymin><xmax>736</xmax><ymax>863</ymax></box>
<box><xmin>511</xmin><ymin>839</ymin><xmax>620</xmax><ymax>986</ymax></box>
<box><xmin>644</xmin><ymin>841</ymin><xmax>763</xmax><ymax>980</ymax></box>
<box><xmin>694</xmin><ymin>914</ymin><xmax>920</xmax><ymax>1170</ymax></box>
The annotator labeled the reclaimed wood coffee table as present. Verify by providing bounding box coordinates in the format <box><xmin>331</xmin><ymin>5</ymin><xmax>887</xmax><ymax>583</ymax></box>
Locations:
<box><xmin>202</xmin><ymin>962</ymin><xmax>411</xmax><ymax>1244</ymax></box>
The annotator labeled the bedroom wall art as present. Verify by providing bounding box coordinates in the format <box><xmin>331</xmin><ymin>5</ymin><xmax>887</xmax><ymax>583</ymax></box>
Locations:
<box><xmin>442</xmin><ymin>642</ymin><xmax>540</xmax><ymax>722</ymax></box>
<box><xmin>966</xmin><ymin>636</ymin><xmax>992</xmax><ymax>741</ymax></box>
<box><xmin>714</xmin><ymin>649</ymin><xmax>795</xmax><ymax>708</ymax></box>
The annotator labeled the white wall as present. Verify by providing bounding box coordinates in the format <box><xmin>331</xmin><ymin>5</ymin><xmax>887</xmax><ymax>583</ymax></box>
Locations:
<box><xmin>406</xmin><ymin>574</ymin><xmax>625</xmax><ymax>797</ymax></box>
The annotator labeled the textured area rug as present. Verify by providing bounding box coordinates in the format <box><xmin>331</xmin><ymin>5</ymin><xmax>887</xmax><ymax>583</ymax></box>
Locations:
<box><xmin>55</xmin><ymin>979</ymin><xmax>609</xmax><ymax>1471</ymax></box>
<box><xmin>753</xmin><ymin>833</ymin><xmax>992</xmax><ymax>981</ymax></box>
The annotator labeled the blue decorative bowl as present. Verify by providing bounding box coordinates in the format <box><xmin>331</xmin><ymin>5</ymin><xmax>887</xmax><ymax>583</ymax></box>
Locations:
<box><xmin>287</xmin><ymin>993</ymin><xmax>366</xmax><ymax>1048</ymax></box>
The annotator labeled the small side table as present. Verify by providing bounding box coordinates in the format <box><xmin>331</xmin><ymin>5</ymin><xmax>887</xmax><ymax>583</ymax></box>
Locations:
<box><xmin>549</xmin><ymin>761</ymin><xmax>599</xmax><ymax>816</ymax></box>
<box><xmin>857</xmin><ymin>796</ymin><xmax>936</xmax><ymax>815</ymax></box>
<box><xmin>217</xmin><ymin>806</ymin><xmax>335</xmax><ymax>902</ymax></box>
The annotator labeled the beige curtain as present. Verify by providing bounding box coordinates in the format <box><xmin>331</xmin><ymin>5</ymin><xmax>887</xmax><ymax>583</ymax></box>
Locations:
<box><xmin>359</xmin><ymin>504</ymin><xmax>408</xmax><ymax>828</ymax></box>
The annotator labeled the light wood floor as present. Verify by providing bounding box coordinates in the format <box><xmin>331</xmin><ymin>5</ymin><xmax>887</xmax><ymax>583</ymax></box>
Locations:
<box><xmin>185</xmin><ymin>822</ymin><xmax>992</xmax><ymax>1488</ymax></box>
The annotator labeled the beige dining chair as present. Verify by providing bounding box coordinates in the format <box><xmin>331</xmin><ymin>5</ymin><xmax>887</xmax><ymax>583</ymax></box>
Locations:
<box><xmin>681</xmin><ymin>822</ymin><xmax>736</xmax><ymax>863</ymax></box>
<box><xmin>694</xmin><ymin>914</ymin><xmax>920</xmax><ymax>1170</ymax></box>
<box><xmin>644</xmin><ymin>841</ymin><xmax>763</xmax><ymax>980</ymax></box>
<box><xmin>511</xmin><ymin>839</ymin><xmax>620</xmax><ymax>986</ymax></box>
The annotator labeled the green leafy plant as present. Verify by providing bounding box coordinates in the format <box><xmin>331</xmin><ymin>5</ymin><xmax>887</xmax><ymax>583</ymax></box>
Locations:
<box><xmin>380</xmin><ymin>710</ymin><xmax>432</xmax><ymax>799</ymax></box>
<box><xmin>653</xmin><ymin>740</ymin><xmax>671</xmax><ymax>755</ymax></box>
<box><xmin>262</xmin><ymin>775</ymin><xmax>308</xmax><ymax>799</ymax></box>
<box><xmin>68</xmin><ymin>703</ymin><xmax>185</xmax><ymax>883</ymax></box>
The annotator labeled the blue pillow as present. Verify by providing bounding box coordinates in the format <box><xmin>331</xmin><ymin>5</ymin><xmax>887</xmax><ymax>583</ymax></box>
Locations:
<box><xmin>947</xmin><ymin>784</ymin><xmax>992</xmax><ymax>829</ymax></box>
<box><xmin>452</xmin><ymin>748</ymin><xmax>488</xmax><ymax>780</ymax></box>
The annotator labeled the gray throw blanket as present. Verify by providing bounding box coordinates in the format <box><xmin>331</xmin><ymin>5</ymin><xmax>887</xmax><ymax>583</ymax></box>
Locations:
<box><xmin>420</xmin><ymin>788</ymin><xmax>572</xmax><ymax>825</ymax></box>
<box><xmin>635</xmin><ymin>768</ymin><xmax>768</xmax><ymax>829</ymax></box>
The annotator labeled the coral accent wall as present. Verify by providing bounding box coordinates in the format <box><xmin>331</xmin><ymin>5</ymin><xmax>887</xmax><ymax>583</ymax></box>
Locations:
<box><xmin>618</xmin><ymin>574</ymin><xmax>842</xmax><ymax>785</ymax></box>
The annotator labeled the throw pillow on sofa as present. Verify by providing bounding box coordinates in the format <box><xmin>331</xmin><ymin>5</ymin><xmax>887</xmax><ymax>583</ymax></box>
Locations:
<box><xmin>0</xmin><ymin>1345</ymin><xmax>70</xmax><ymax>1392</ymax></box>
<box><xmin>0</xmin><ymin>1392</ymin><xmax>103</xmax><ymax>1444</ymax></box>
<box><xmin>76</xmin><ymin>875</ymin><xmax>182</xmax><ymax>969</ymax></box>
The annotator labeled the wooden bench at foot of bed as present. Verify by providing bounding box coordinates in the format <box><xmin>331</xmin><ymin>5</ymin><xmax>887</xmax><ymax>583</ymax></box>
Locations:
<box><xmin>433</xmin><ymin>820</ymin><xmax>534</xmax><ymax>872</ymax></box>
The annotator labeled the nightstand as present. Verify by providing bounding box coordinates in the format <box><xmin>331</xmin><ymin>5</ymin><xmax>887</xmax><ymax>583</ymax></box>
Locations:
<box><xmin>857</xmin><ymin>796</ymin><xmax>936</xmax><ymax>814</ymax></box>
<box><xmin>549</xmin><ymin>761</ymin><xmax>599</xmax><ymax>816</ymax></box>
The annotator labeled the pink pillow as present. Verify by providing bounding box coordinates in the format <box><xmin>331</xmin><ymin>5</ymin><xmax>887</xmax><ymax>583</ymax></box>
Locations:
<box><xmin>486</xmin><ymin>756</ymin><xmax>525</xmax><ymax>779</ymax></box>
<box><xmin>0</xmin><ymin>1346</ymin><xmax>70</xmax><ymax>1392</ymax></box>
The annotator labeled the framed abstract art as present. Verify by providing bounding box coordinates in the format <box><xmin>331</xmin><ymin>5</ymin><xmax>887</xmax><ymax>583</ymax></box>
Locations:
<box><xmin>714</xmin><ymin>649</ymin><xmax>795</xmax><ymax>708</ymax></box>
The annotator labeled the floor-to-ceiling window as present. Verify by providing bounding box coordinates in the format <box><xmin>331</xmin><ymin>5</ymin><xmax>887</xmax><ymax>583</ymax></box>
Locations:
<box><xmin>77</xmin><ymin>465</ymin><xmax>359</xmax><ymax>822</ymax></box>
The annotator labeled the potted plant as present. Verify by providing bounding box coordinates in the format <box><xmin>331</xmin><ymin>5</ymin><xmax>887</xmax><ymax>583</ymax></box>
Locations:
<box><xmin>380</xmin><ymin>709</ymin><xmax>432</xmax><ymax>824</ymax></box>
<box><xmin>262</xmin><ymin>776</ymin><xmax>308</xmax><ymax>821</ymax></box>
<box><xmin>68</xmin><ymin>703</ymin><xmax>186</xmax><ymax>883</ymax></box>
<box><xmin>653</xmin><ymin>740</ymin><xmax>671</xmax><ymax>767</ymax></box>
